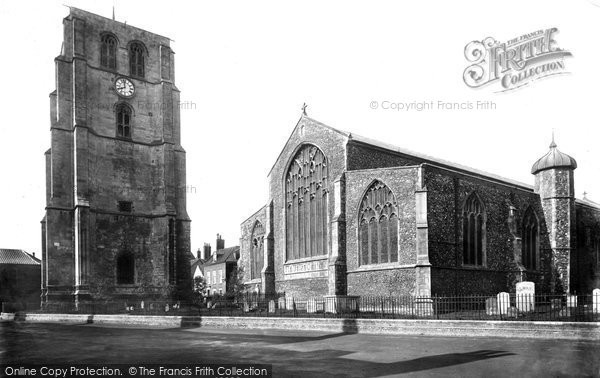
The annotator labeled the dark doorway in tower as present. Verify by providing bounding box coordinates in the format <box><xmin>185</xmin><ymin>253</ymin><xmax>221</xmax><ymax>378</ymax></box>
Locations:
<box><xmin>117</xmin><ymin>252</ymin><xmax>135</xmax><ymax>284</ymax></box>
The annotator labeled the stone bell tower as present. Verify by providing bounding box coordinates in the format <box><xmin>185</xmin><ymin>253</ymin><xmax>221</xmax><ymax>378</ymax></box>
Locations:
<box><xmin>531</xmin><ymin>136</ymin><xmax>577</xmax><ymax>294</ymax></box>
<box><xmin>41</xmin><ymin>7</ymin><xmax>191</xmax><ymax>305</ymax></box>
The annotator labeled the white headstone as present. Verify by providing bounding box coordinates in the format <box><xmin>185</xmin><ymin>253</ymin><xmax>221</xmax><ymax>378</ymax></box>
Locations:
<box><xmin>516</xmin><ymin>281</ymin><xmax>535</xmax><ymax>312</ymax></box>
<box><xmin>268</xmin><ymin>300</ymin><xmax>276</xmax><ymax>313</ymax></box>
<box><xmin>285</xmin><ymin>297</ymin><xmax>295</xmax><ymax>310</ymax></box>
<box><xmin>592</xmin><ymin>288</ymin><xmax>599</xmax><ymax>314</ymax></box>
<box><xmin>307</xmin><ymin>298</ymin><xmax>317</xmax><ymax>313</ymax></box>
<box><xmin>497</xmin><ymin>292</ymin><xmax>510</xmax><ymax>315</ymax></box>
<box><xmin>278</xmin><ymin>297</ymin><xmax>286</xmax><ymax>310</ymax></box>
<box><xmin>567</xmin><ymin>294</ymin><xmax>577</xmax><ymax>308</ymax></box>
<box><xmin>485</xmin><ymin>297</ymin><xmax>498</xmax><ymax>315</ymax></box>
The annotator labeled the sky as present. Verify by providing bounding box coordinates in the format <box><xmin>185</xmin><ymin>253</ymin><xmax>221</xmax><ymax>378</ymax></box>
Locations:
<box><xmin>0</xmin><ymin>0</ymin><xmax>598</xmax><ymax>255</ymax></box>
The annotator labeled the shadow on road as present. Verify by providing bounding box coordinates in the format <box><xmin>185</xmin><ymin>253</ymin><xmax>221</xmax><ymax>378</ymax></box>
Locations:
<box><xmin>365</xmin><ymin>349</ymin><xmax>516</xmax><ymax>376</ymax></box>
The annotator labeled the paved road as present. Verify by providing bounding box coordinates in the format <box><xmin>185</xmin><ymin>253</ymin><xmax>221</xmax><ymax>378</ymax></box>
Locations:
<box><xmin>1</xmin><ymin>321</ymin><xmax>599</xmax><ymax>377</ymax></box>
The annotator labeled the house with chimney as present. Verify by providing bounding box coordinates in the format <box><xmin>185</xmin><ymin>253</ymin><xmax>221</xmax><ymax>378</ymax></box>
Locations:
<box><xmin>190</xmin><ymin>243</ymin><xmax>212</xmax><ymax>283</ymax></box>
<box><xmin>202</xmin><ymin>235</ymin><xmax>240</xmax><ymax>296</ymax></box>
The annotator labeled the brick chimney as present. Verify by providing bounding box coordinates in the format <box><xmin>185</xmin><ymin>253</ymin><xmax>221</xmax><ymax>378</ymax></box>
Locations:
<box><xmin>216</xmin><ymin>234</ymin><xmax>225</xmax><ymax>250</ymax></box>
<box><xmin>203</xmin><ymin>243</ymin><xmax>212</xmax><ymax>260</ymax></box>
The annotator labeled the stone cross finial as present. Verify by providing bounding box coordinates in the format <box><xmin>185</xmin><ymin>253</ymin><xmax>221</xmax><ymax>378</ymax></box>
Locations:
<box><xmin>301</xmin><ymin>103</ymin><xmax>308</xmax><ymax>116</ymax></box>
<box><xmin>550</xmin><ymin>129</ymin><xmax>557</xmax><ymax>149</ymax></box>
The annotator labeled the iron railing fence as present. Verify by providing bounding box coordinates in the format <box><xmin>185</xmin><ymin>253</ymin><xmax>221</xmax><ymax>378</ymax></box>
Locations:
<box><xmin>3</xmin><ymin>292</ymin><xmax>599</xmax><ymax>322</ymax></box>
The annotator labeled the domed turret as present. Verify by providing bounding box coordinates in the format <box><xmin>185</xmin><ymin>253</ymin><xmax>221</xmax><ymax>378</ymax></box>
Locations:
<box><xmin>531</xmin><ymin>138</ymin><xmax>577</xmax><ymax>174</ymax></box>
<box><xmin>531</xmin><ymin>134</ymin><xmax>577</xmax><ymax>294</ymax></box>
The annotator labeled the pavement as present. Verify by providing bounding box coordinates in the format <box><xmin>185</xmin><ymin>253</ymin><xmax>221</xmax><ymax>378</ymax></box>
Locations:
<box><xmin>1</xmin><ymin>321</ymin><xmax>599</xmax><ymax>377</ymax></box>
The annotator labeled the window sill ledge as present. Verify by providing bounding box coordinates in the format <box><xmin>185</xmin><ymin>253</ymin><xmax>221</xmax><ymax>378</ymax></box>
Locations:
<box><xmin>348</xmin><ymin>264</ymin><xmax>416</xmax><ymax>273</ymax></box>
<box><xmin>284</xmin><ymin>256</ymin><xmax>327</xmax><ymax>265</ymax></box>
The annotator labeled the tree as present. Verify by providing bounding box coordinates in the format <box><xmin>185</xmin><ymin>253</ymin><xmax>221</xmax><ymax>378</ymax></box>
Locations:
<box><xmin>192</xmin><ymin>276</ymin><xmax>207</xmax><ymax>304</ymax></box>
<box><xmin>227</xmin><ymin>265</ymin><xmax>246</xmax><ymax>297</ymax></box>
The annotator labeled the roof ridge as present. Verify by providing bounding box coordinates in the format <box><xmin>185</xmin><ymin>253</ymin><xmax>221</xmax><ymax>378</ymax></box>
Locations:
<box><xmin>0</xmin><ymin>249</ymin><xmax>41</xmax><ymax>265</ymax></box>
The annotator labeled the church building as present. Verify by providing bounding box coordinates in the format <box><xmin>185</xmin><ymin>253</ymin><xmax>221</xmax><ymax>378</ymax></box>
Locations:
<box><xmin>239</xmin><ymin>114</ymin><xmax>600</xmax><ymax>301</ymax></box>
<box><xmin>41</xmin><ymin>8</ymin><xmax>191</xmax><ymax>304</ymax></box>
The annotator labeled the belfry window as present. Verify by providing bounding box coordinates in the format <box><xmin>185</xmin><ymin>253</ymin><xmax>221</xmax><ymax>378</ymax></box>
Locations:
<box><xmin>285</xmin><ymin>144</ymin><xmax>328</xmax><ymax>260</ymax></box>
<box><xmin>522</xmin><ymin>207</ymin><xmax>539</xmax><ymax>270</ymax></box>
<box><xmin>358</xmin><ymin>181</ymin><xmax>399</xmax><ymax>266</ymax></box>
<box><xmin>118</xmin><ymin>201</ymin><xmax>132</xmax><ymax>213</ymax></box>
<box><xmin>100</xmin><ymin>34</ymin><xmax>117</xmax><ymax>69</ymax></box>
<box><xmin>129</xmin><ymin>42</ymin><xmax>145</xmax><ymax>78</ymax></box>
<box><xmin>250</xmin><ymin>221</ymin><xmax>265</xmax><ymax>280</ymax></box>
<box><xmin>116</xmin><ymin>253</ymin><xmax>134</xmax><ymax>284</ymax></box>
<box><xmin>462</xmin><ymin>193</ymin><xmax>486</xmax><ymax>266</ymax></box>
<box><xmin>116</xmin><ymin>104</ymin><xmax>132</xmax><ymax>138</ymax></box>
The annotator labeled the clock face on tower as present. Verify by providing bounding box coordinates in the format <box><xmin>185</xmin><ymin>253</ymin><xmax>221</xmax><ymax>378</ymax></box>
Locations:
<box><xmin>115</xmin><ymin>78</ymin><xmax>135</xmax><ymax>98</ymax></box>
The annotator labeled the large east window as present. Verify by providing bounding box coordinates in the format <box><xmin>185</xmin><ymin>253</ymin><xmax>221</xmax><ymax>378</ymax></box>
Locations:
<box><xmin>285</xmin><ymin>144</ymin><xmax>328</xmax><ymax>260</ymax></box>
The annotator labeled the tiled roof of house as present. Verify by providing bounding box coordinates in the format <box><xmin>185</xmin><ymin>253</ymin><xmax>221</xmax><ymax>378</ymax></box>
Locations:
<box><xmin>204</xmin><ymin>246</ymin><xmax>240</xmax><ymax>267</ymax></box>
<box><xmin>0</xmin><ymin>249</ymin><xmax>41</xmax><ymax>265</ymax></box>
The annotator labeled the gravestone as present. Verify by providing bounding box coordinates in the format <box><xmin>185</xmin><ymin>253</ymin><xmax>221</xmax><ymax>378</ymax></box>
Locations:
<box><xmin>593</xmin><ymin>289</ymin><xmax>600</xmax><ymax>314</ymax></box>
<box><xmin>278</xmin><ymin>297</ymin><xmax>286</xmax><ymax>310</ymax></box>
<box><xmin>550</xmin><ymin>298</ymin><xmax>562</xmax><ymax>309</ymax></box>
<box><xmin>286</xmin><ymin>297</ymin><xmax>295</xmax><ymax>310</ymax></box>
<box><xmin>507</xmin><ymin>306</ymin><xmax>519</xmax><ymax>318</ymax></box>
<box><xmin>497</xmin><ymin>292</ymin><xmax>510</xmax><ymax>315</ymax></box>
<box><xmin>516</xmin><ymin>281</ymin><xmax>535</xmax><ymax>312</ymax></box>
<box><xmin>559</xmin><ymin>308</ymin><xmax>571</xmax><ymax>317</ymax></box>
<box><xmin>485</xmin><ymin>297</ymin><xmax>498</xmax><ymax>315</ymax></box>
<box><xmin>243</xmin><ymin>302</ymin><xmax>250</xmax><ymax>312</ymax></box>
<box><xmin>306</xmin><ymin>298</ymin><xmax>317</xmax><ymax>313</ymax></box>
<box><xmin>567</xmin><ymin>295</ymin><xmax>577</xmax><ymax>308</ymax></box>
<box><xmin>268</xmin><ymin>300</ymin><xmax>276</xmax><ymax>313</ymax></box>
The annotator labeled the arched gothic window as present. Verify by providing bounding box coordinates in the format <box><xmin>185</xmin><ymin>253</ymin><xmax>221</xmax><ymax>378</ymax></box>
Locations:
<box><xmin>285</xmin><ymin>145</ymin><xmax>328</xmax><ymax>260</ymax></box>
<box><xmin>358</xmin><ymin>181</ymin><xmax>398</xmax><ymax>265</ymax></box>
<box><xmin>462</xmin><ymin>193</ymin><xmax>485</xmax><ymax>266</ymax></box>
<box><xmin>100</xmin><ymin>34</ymin><xmax>117</xmax><ymax>69</ymax></box>
<box><xmin>116</xmin><ymin>253</ymin><xmax>134</xmax><ymax>284</ymax></box>
<box><xmin>116</xmin><ymin>104</ymin><xmax>132</xmax><ymax>138</ymax></box>
<box><xmin>129</xmin><ymin>42</ymin><xmax>145</xmax><ymax>78</ymax></box>
<box><xmin>250</xmin><ymin>221</ymin><xmax>265</xmax><ymax>280</ymax></box>
<box><xmin>522</xmin><ymin>207</ymin><xmax>539</xmax><ymax>270</ymax></box>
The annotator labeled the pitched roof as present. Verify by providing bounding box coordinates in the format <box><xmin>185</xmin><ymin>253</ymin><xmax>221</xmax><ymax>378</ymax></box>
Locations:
<box><xmin>348</xmin><ymin>132</ymin><xmax>533</xmax><ymax>190</ymax></box>
<box><xmin>576</xmin><ymin>197</ymin><xmax>600</xmax><ymax>211</ymax></box>
<box><xmin>0</xmin><ymin>249</ymin><xmax>41</xmax><ymax>265</ymax></box>
<box><xmin>269</xmin><ymin>115</ymin><xmax>533</xmax><ymax>191</ymax></box>
<box><xmin>204</xmin><ymin>246</ymin><xmax>240</xmax><ymax>267</ymax></box>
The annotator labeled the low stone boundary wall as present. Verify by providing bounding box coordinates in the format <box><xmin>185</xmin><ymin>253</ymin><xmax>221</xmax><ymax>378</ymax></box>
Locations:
<box><xmin>2</xmin><ymin>313</ymin><xmax>599</xmax><ymax>341</ymax></box>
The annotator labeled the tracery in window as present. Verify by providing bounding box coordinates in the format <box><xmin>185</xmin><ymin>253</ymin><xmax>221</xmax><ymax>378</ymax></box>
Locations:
<box><xmin>358</xmin><ymin>181</ymin><xmax>398</xmax><ymax>266</ymax></box>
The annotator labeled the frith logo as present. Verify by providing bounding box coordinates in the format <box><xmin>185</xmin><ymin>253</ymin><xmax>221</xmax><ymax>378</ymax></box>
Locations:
<box><xmin>463</xmin><ymin>28</ymin><xmax>572</xmax><ymax>92</ymax></box>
